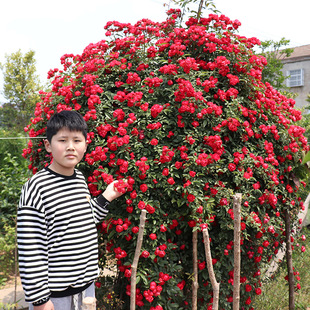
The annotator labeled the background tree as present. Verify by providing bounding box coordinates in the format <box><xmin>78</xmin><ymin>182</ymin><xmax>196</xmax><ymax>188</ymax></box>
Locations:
<box><xmin>256</xmin><ymin>38</ymin><xmax>294</xmax><ymax>90</ymax></box>
<box><xmin>298</xmin><ymin>96</ymin><xmax>310</xmax><ymax>142</ymax></box>
<box><xmin>296</xmin><ymin>98</ymin><xmax>310</xmax><ymax>201</ymax></box>
<box><xmin>0</xmin><ymin>49</ymin><xmax>41</xmax><ymax>133</ymax></box>
<box><xmin>0</xmin><ymin>49</ymin><xmax>39</xmax><ymax>229</ymax></box>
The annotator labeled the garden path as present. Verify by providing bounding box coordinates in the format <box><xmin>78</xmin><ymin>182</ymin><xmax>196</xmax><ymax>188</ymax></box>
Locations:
<box><xmin>0</xmin><ymin>281</ymin><xmax>27</xmax><ymax>309</ymax></box>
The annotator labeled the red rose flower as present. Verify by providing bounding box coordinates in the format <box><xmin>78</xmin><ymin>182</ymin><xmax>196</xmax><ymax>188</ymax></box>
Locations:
<box><xmin>187</xmin><ymin>194</ymin><xmax>195</xmax><ymax>202</ymax></box>
<box><xmin>167</xmin><ymin>177</ymin><xmax>175</xmax><ymax>185</ymax></box>
<box><xmin>140</xmin><ymin>184</ymin><xmax>148</xmax><ymax>192</ymax></box>
<box><xmin>177</xmin><ymin>280</ymin><xmax>186</xmax><ymax>290</ymax></box>
<box><xmin>141</xmin><ymin>250</ymin><xmax>150</xmax><ymax>258</ymax></box>
<box><xmin>149</xmin><ymin>233</ymin><xmax>157</xmax><ymax>240</ymax></box>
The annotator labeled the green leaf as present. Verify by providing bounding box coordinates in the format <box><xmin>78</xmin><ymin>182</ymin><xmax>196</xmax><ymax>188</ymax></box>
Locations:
<box><xmin>302</xmin><ymin>151</ymin><xmax>310</xmax><ymax>164</ymax></box>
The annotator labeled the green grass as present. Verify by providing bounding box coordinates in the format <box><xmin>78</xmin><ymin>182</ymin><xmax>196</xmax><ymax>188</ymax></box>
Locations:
<box><xmin>252</xmin><ymin>225</ymin><xmax>310</xmax><ymax>310</ymax></box>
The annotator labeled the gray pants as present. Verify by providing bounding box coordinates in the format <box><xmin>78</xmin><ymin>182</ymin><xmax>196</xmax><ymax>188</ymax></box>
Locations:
<box><xmin>29</xmin><ymin>283</ymin><xmax>95</xmax><ymax>310</ymax></box>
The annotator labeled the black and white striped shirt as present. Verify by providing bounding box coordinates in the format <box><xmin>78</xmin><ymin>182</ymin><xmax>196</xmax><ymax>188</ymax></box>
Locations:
<box><xmin>17</xmin><ymin>167</ymin><xmax>109</xmax><ymax>304</ymax></box>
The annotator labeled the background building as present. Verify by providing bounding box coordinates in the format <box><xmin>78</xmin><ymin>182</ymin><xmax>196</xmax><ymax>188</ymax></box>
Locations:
<box><xmin>281</xmin><ymin>44</ymin><xmax>310</xmax><ymax>109</ymax></box>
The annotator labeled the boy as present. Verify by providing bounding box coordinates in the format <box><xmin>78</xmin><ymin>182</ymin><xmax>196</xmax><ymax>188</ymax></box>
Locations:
<box><xmin>17</xmin><ymin>110</ymin><xmax>123</xmax><ymax>310</ymax></box>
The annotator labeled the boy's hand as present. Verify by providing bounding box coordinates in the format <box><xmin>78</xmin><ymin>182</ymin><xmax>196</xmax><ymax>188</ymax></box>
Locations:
<box><xmin>34</xmin><ymin>300</ymin><xmax>54</xmax><ymax>310</ymax></box>
<box><xmin>102</xmin><ymin>180</ymin><xmax>127</xmax><ymax>202</ymax></box>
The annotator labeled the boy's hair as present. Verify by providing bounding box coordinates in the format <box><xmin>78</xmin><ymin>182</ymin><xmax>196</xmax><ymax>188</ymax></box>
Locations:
<box><xmin>46</xmin><ymin>110</ymin><xmax>88</xmax><ymax>142</ymax></box>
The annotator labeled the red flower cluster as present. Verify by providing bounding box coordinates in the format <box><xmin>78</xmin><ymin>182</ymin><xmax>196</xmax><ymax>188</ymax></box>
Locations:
<box><xmin>126</xmin><ymin>272</ymin><xmax>171</xmax><ymax>307</ymax></box>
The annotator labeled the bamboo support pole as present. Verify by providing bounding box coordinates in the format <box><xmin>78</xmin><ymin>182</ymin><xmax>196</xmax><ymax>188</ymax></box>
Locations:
<box><xmin>130</xmin><ymin>209</ymin><xmax>147</xmax><ymax>310</ymax></box>
<box><xmin>203</xmin><ymin>228</ymin><xmax>220</xmax><ymax>310</ymax></box>
<box><xmin>233</xmin><ymin>193</ymin><xmax>242</xmax><ymax>310</ymax></box>
<box><xmin>192</xmin><ymin>230</ymin><xmax>198</xmax><ymax>310</ymax></box>
<box><xmin>284</xmin><ymin>209</ymin><xmax>295</xmax><ymax>310</ymax></box>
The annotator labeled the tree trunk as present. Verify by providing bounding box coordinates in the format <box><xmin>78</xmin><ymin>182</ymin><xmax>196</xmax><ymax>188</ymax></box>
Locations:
<box><xmin>192</xmin><ymin>230</ymin><xmax>198</xmax><ymax>310</ymax></box>
<box><xmin>284</xmin><ymin>209</ymin><xmax>295</xmax><ymax>310</ymax></box>
<box><xmin>14</xmin><ymin>217</ymin><xmax>18</xmax><ymax>310</ymax></box>
<box><xmin>203</xmin><ymin>228</ymin><xmax>220</xmax><ymax>310</ymax></box>
<box><xmin>197</xmin><ymin>0</ymin><xmax>204</xmax><ymax>19</ymax></box>
<box><xmin>130</xmin><ymin>209</ymin><xmax>147</xmax><ymax>310</ymax></box>
<box><xmin>233</xmin><ymin>193</ymin><xmax>242</xmax><ymax>310</ymax></box>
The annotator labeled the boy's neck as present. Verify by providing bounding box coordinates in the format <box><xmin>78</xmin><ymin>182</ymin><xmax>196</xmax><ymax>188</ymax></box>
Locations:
<box><xmin>48</xmin><ymin>162</ymin><xmax>76</xmax><ymax>176</ymax></box>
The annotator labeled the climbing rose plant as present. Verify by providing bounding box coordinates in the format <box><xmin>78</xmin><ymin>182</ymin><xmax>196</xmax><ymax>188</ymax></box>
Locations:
<box><xmin>23</xmin><ymin>9</ymin><xmax>308</xmax><ymax>309</ymax></box>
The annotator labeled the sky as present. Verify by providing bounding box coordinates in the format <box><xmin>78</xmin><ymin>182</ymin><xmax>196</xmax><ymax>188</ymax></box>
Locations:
<box><xmin>0</xmin><ymin>0</ymin><xmax>309</xmax><ymax>88</ymax></box>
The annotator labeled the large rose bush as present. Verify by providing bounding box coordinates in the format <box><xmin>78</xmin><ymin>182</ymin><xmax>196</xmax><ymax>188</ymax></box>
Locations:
<box><xmin>23</xmin><ymin>9</ymin><xmax>308</xmax><ymax>309</ymax></box>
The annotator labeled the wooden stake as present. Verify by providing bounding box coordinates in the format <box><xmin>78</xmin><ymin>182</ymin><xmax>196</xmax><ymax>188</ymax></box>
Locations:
<box><xmin>82</xmin><ymin>297</ymin><xmax>96</xmax><ymax>310</ymax></box>
<box><xmin>233</xmin><ymin>193</ymin><xmax>242</xmax><ymax>310</ymax></box>
<box><xmin>284</xmin><ymin>209</ymin><xmax>295</xmax><ymax>310</ymax></box>
<box><xmin>203</xmin><ymin>228</ymin><xmax>220</xmax><ymax>310</ymax></box>
<box><xmin>130</xmin><ymin>209</ymin><xmax>147</xmax><ymax>310</ymax></box>
<box><xmin>192</xmin><ymin>230</ymin><xmax>198</xmax><ymax>310</ymax></box>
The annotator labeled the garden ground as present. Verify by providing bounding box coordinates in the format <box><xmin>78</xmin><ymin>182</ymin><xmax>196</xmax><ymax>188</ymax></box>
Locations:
<box><xmin>0</xmin><ymin>277</ymin><xmax>27</xmax><ymax>309</ymax></box>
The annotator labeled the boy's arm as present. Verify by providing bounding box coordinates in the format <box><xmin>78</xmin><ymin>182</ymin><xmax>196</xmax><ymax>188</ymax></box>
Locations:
<box><xmin>33</xmin><ymin>300</ymin><xmax>54</xmax><ymax>310</ymax></box>
<box><xmin>91</xmin><ymin>180</ymin><xmax>124</xmax><ymax>223</ymax></box>
<box><xmin>17</xmin><ymin>206</ymin><xmax>50</xmax><ymax>305</ymax></box>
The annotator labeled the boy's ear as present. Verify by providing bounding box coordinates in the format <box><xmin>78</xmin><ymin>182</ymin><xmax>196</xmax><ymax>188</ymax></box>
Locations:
<box><xmin>83</xmin><ymin>139</ymin><xmax>88</xmax><ymax>153</ymax></box>
<box><xmin>44</xmin><ymin>139</ymin><xmax>52</xmax><ymax>153</ymax></box>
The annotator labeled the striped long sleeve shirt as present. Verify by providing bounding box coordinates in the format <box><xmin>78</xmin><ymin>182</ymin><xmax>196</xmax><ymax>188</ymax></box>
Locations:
<box><xmin>17</xmin><ymin>167</ymin><xmax>109</xmax><ymax>304</ymax></box>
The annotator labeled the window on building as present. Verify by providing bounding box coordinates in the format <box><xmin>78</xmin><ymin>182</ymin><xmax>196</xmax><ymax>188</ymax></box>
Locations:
<box><xmin>286</xmin><ymin>69</ymin><xmax>304</xmax><ymax>87</ymax></box>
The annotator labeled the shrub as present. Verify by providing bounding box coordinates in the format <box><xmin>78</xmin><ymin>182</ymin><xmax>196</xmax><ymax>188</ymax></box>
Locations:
<box><xmin>0</xmin><ymin>224</ymin><xmax>16</xmax><ymax>280</ymax></box>
<box><xmin>0</xmin><ymin>155</ymin><xmax>29</xmax><ymax>230</ymax></box>
<box><xmin>0</xmin><ymin>129</ymin><xmax>28</xmax><ymax>166</ymax></box>
<box><xmin>22</xmin><ymin>9</ymin><xmax>308</xmax><ymax>309</ymax></box>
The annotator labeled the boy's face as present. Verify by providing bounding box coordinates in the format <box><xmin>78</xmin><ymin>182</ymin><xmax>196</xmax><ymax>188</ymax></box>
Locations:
<box><xmin>44</xmin><ymin>128</ymin><xmax>87</xmax><ymax>176</ymax></box>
